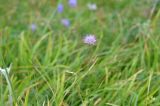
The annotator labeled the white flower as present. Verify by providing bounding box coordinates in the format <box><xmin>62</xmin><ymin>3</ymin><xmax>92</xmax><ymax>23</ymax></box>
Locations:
<box><xmin>0</xmin><ymin>64</ymin><xmax>12</xmax><ymax>74</ymax></box>
<box><xmin>0</xmin><ymin>64</ymin><xmax>13</xmax><ymax>106</ymax></box>
<box><xmin>87</xmin><ymin>3</ymin><xmax>97</xmax><ymax>11</ymax></box>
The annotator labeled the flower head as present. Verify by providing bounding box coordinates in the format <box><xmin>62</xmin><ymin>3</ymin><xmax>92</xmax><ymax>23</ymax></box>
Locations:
<box><xmin>83</xmin><ymin>35</ymin><xmax>96</xmax><ymax>45</ymax></box>
<box><xmin>87</xmin><ymin>3</ymin><xmax>97</xmax><ymax>11</ymax></box>
<box><xmin>57</xmin><ymin>3</ymin><xmax>63</xmax><ymax>13</ymax></box>
<box><xmin>68</xmin><ymin>0</ymin><xmax>77</xmax><ymax>7</ymax></box>
<box><xmin>30</xmin><ymin>23</ymin><xmax>37</xmax><ymax>32</ymax></box>
<box><xmin>0</xmin><ymin>64</ymin><xmax>12</xmax><ymax>74</ymax></box>
<box><xmin>61</xmin><ymin>19</ymin><xmax>70</xmax><ymax>27</ymax></box>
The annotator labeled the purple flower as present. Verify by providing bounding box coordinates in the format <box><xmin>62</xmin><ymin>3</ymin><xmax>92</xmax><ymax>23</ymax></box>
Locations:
<box><xmin>61</xmin><ymin>19</ymin><xmax>70</xmax><ymax>27</ymax></box>
<box><xmin>30</xmin><ymin>23</ymin><xmax>37</xmax><ymax>32</ymax></box>
<box><xmin>57</xmin><ymin>3</ymin><xmax>63</xmax><ymax>13</ymax></box>
<box><xmin>83</xmin><ymin>35</ymin><xmax>96</xmax><ymax>45</ymax></box>
<box><xmin>68</xmin><ymin>0</ymin><xmax>77</xmax><ymax>7</ymax></box>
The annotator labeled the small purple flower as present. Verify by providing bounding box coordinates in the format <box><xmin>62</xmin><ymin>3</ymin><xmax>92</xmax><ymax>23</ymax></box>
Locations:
<box><xmin>57</xmin><ymin>3</ymin><xmax>63</xmax><ymax>13</ymax></box>
<box><xmin>30</xmin><ymin>23</ymin><xmax>37</xmax><ymax>32</ymax></box>
<box><xmin>83</xmin><ymin>35</ymin><xmax>96</xmax><ymax>45</ymax></box>
<box><xmin>68</xmin><ymin>0</ymin><xmax>77</xmax><ymax>7</ymax></box>
<box><xmin>61</xmin><ymin>19</ymin><xmax>70</xmax><ymax>27</ymax></box>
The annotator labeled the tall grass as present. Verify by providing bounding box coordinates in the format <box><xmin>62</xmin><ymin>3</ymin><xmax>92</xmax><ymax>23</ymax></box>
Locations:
<box><xmin>0</xmin><ymin>0</ymin><xmax>160</xmax><ymax>105</ymax></box>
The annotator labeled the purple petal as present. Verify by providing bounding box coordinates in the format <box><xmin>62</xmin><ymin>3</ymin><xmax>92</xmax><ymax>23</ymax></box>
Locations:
<box><xmin>30</xmin><ymin>23</ymin><xmax>37</xmax><ymax>32</ymax></box>
<box><xmin>83</xmin><ymin>35</ymin><xmax>96</xmax><ymax>45</ymax></box>
<box><xmin>57</xmin><ymin>3</ymin><xmax>63</xmax><ymax>13</ymax></box>
<box><xmin>61</xmin><ymin>19</ymin><xmax>70</xmax><ymax>27</ymax></box>
<box><xmin>68</xmin><ymin>0</ymin><xmax>77</xmax><ymax>7</ymax></box>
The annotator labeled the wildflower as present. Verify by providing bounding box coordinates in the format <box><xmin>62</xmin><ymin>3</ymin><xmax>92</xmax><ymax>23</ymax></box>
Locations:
<box><xmin>83</xmin><ymin>34</ymin><xmax>96</xmax><ymax>45</ymax></box>
<box><xmin>30</xmin><ymin>23</ymin><xmax>37</xmax><ymax>32</ymax></box>
<box><xmin>0</xmin><ymin>64</ymin><xmax>12</xmax><ymax>75</ymax></box>
<box><xmin>87</xmin><ymin>3</ymin><xmax>97</xmax><ymax>11</ymax></box>
<box><xmin>0</xmin><ymin>67</ymin><xmax>10</xmax><ymax>74</ymax></box>
<box><xmin>57</xmin><ymin>3</ymin><xmax>63</xmax><ymax>13</ymax></box>
<box><xmin>61</xmin><ymin>19</ymin><xmax>70</xmax><ymax>27</ymax></box>
<box><xmin>68</xmin><ymin>0</ymin><xmax>77</xmax><ymax>7</ymax></box>
<box><xmin>0</xmin><ymin>64</ymin><xmax>12</xmax><ymax>106</ymax></box>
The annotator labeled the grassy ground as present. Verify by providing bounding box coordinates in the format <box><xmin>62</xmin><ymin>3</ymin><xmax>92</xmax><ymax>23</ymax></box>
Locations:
<box><xmin>0</xmin><ymin>0</ymin><xmax>160</xmax><ymax>105</ymax></box>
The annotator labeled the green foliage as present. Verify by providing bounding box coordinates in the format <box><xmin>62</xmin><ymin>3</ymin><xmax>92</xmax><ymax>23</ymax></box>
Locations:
<box><xmin>0</xmin><ymin>0</ymin><xmax>160</xmax><ymax>105</ymax></box>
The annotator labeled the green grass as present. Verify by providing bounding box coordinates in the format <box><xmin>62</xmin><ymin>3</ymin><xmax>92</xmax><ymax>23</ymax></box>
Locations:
<box><xmin>0</xmin><ymin>0</ymin><xmax>160</xmax><ymax>105</ymax></box>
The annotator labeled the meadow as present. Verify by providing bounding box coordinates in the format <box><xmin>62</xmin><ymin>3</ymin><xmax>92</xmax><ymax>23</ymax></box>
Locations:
<box><xmin>0</xmin><ymin>0</ymin><xmax>160</xmax><ymax>105</ymax></box>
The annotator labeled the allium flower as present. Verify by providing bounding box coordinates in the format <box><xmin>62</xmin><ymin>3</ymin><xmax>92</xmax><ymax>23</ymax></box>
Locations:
<box><xmin>30</xmin><ymin>23</ymin><xmax>37</xmax><ymax>32</ymax></box>
<box><xmin>68</xmin><ymin>0</ymin><xmax>77</xmax><ymax>7</ymax></box>
<box><xmin>57</xmin><ymin>3</ymin><xmax>63</xmax><ymax>13</ymax></box>
<box><xmin>83</xmin><ymin>35</ymin><xmax>96</xmax><ymax>45</ymax></box>
<box><xmin>61</xmin><ymin>19</ymin><xmax>70</xmax><ymax>27</ymax></box>
<box><xmin>87</xmin><ymin>3</ymin><xmax>97</xmax><ymax>11</ymax></box>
